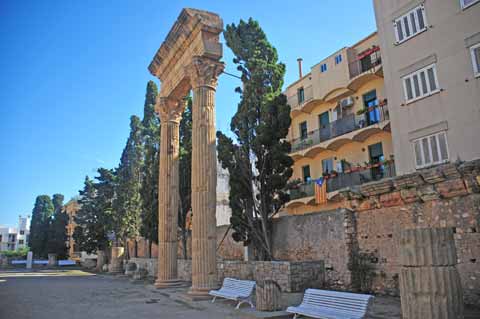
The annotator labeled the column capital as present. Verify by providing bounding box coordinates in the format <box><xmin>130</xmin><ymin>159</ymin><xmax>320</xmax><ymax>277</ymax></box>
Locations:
<box><xmin>155</xmin><ymin>96</ymin><xmax>186</xmax><ymax>124</ymax></box>
<box><xmin>185</xmin><ymin>56</ymin><xmax>224</xmax><ymax>89</ymax></box>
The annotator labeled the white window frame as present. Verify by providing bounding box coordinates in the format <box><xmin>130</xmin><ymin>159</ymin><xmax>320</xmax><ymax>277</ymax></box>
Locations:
<box><xmin>394</xmin><ymin>4</ymin><xmax>428</xmax><ymax>45</ymax></box>
<box><xmin>460</xmin><ymin>0</ymin><xmax>480</xmax><ymax>9</ymax></box>
<box><xmin>402</xmin><ymin>63</ymin><xmax>440</xmax><ymax>104</ymax></box>
<box><xmin>413</xmin><ymin>131</ymin><xmax>450</xmax><ymax>169</ymax></box>
<box><xmin>470</xmin><ymin>43</ymin><xmax>480</xmax><ymax>78</ymax></box>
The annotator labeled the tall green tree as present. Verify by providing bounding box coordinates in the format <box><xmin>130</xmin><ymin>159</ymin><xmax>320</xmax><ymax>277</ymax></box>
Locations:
<box><xmin>140</xmin><ymin>81</ymin><xmax>160</xmax><ymax>257</ymax></box>
<box><xmin>73</xmin><ymin>169</ymin><xmax>116</xmax><ymax>254</ymax></box>
<box><xmin>29</xmin><ymin>195</ymin><xmax>54</xmax><ymax>257</ymax></box>
<box><xmin>217</xmin><ymin>19</ymin><xmax>293</xmax><ymax>260</ymax></box>
<box><xmin>113</xmin><ymin>116</ymin><xmax>144</xmax><ymax>255</ymax></box>
<box><xmin>47</xmin><ymin>194</ymin><xmax>68</xmax><ymax>258</ymax></box>
<box><xmin>179</xmin><ymin>97</ymin><xmax>192</xmax><ymax>259</ymax></box>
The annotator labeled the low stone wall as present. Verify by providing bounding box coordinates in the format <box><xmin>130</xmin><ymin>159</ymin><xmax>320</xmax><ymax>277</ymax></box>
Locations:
<box><xmin>178</xmin><ymin>259</ymin><xmax>192</xmax><ymax>282</ymax></box>
<box><xmin>174</xmin><ymin>259</ymin><xmax>325</xmax><ymax>292</ymax></box>
<box><xmin>271</xmin><ymin>209</ymin><xmax>353</xmax><ymax>289</ymax></box>
<box><xmin>128</xmin><ymin>258</ymin><xmax>157</xmax><ymax>278</ymax></box>
<box><xmin>254</xmin><ymin>261</ymin><xmax>324</xmax><ymax>292</ymax></box>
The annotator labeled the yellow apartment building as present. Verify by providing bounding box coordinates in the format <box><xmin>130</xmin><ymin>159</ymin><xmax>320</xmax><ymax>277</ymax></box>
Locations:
<box><xmin>284</xmin><ymin>32</ymin><xmax>395</xmax><ymax>215</ymax></box>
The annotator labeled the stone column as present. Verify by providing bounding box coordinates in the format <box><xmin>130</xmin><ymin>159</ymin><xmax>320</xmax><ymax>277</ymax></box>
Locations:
<box><xmin>186</xmin><ymin>56</ymin><xmax>224</xmax><ymax>295</ymax></box>
<box><xmin>155</xmin><ymin>97</ymin><xmax>185</xmax><ymax>288</ymax></box>
<box><xmin>398</xmin><ymin>228</ymin><xmax>464</xmax><ymax>319</ymax></box>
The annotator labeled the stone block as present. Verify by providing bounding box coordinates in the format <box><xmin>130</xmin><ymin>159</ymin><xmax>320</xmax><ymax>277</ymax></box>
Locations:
<box><xmin>400</xmin><ymin>188</ymin><xmax>420</xmax><ymax>203</ymax></box>
<box><xmin>420</xmin><ymin>166</ymin><xmax>447</xmax><ymax>184</ymax></box>
<box><xmin>436</xmin><ymin>179</ymin><xmax>468</xmax><ymax>198</ymax></box>
<box><xmin>400</xmin><ymin>266</ymin><xmax>463</xmax><ymax>319</ymax></box>
<box><xmin>379</xmin><ymin>191</ymin><xmax>404</xmax><ymax>207</ymax></box>
<box><xmin>399</xmin><ymin>228</ymin><xmax>457</xmax><ymax>267</ymax></box>
<box><xmin>393</xmin><ymin>172</ymin><xmax>424</xmax><ymax>189</ymax></box>
<box><xmin>417</xmin><ymin>185</ymin><xmax>440</xmax><ymax>202</ymax></box>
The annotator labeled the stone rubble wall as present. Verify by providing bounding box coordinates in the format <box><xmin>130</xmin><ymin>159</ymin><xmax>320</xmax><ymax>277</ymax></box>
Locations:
<box><xmin>342</xmin><ymin>160</ymin><xmax>480</xmax><ymax>305</ymax></box>
<box><xmin>271</xmin><ymin>209</ymin><xmax>353</xmax><ymax>289</ymax></box>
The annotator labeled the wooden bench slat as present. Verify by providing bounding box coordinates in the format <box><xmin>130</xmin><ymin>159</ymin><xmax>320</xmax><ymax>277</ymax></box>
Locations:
<box><xmin>287</xmin><ymin>288</ymin><xmax>373</xmax><ymax>319</ymax></box>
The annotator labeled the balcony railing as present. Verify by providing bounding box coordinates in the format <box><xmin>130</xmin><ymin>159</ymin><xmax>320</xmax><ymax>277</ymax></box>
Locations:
<box><xmin>287</xmin><ymin>85</ymin><xmax>313</xmax><ymax>110</ymax></box>
<box><xmin>289</xmin><ymin>182</ymin><xmax>315</xmax><ymax>200</ymax></box>
<box><xmin>326</xmin><ymin>161</ymin><xmax>396</xmax><ymax>193</ymax></box>
<box><xmin>291</xmin><ymin>104</ymin><xmax>389</xmax><ymax>153</ymax></box>
<box><xmin>349</xmin><ymin>48</ymin><xmax>382</xmax><ymax>79</ymax></box>
<box><xmin>289</xmin><ymin>161</ymin><xmax>396</xmax><ymax>201</ymax></box>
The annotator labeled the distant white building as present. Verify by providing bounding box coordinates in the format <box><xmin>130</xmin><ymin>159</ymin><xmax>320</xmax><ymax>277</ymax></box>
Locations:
<box><xmin>216</xmin><ymin>160</ymin><xmax>232</xmax><ymax>226</ymax></box>
<box><xmin>0</xmin><ymin>215</ymin><xmax>30</xmax><ymax>251</ymax></box>
<box><xmin>16</xmin><ymin>215</ymin><xmax>30</xmax><ymax>250</ymax></box>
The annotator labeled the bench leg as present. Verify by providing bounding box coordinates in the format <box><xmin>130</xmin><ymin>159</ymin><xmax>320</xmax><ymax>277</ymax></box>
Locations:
<box><xmin>211</xmin><ymin>296</ymin><xmax>217</xmax><ymax>303</ymax></box>
<box><xmin>235</xmin><ymin>299</ymin><xmax>254</xmax><ymax>309</ymax></box>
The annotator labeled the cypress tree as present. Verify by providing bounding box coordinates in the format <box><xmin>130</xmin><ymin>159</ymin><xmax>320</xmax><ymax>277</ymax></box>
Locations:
<box><xmin>217</xmin><ymin>19</ymin><xmax>293</xmax><ymax>260</ymax></box>
<box><xmin>140</xmin><ymin>81</ymin><xmax>159</xmax><ymax>256</ymax></box>
<box><xmin>29</xmin><ymin>195</ymin><xmax>54</xmax><ymax>258</ymax></box>
<box><xmin>47</xmin><ymin>194</ymin><xmax>68</xmax><ymax>258</ymax></box>
<box><xmin>113</xmin><ymin>116</ymin><xmax>144</xmax><ymax>252</ymax></box>
<box><xmin>179</xmin><ymin>97</ymin><xmax>192</xmax><ymax>259</ymax></box>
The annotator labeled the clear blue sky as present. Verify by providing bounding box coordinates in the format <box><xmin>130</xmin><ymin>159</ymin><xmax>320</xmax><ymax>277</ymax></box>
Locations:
<box><xmin>0</xmin><ymin>0</ymin><xmax>376</xmax><ymax>227</ymax></box>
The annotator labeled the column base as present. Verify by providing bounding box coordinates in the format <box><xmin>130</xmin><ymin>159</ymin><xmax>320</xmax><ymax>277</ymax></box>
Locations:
<box><xmin>177</xmin><ymin>287</ymin><xmax>214</xmax><ymax>301</ymax></box>
<box><xmin>154</xmin><ymin>278</ymin><xmax>188</xmax><ymax>289</ymax></box>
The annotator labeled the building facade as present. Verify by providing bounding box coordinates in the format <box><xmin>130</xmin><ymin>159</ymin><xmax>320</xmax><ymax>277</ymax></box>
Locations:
<box><xmin>373</xmin><ymin>0</ymin><xmax>480</xmax><ymax>175</ymax></box>
<box><xmin>284</xmin><ymin>32</ymin><xmax>395</xmax><ymax>215</ymax></box>
<box><xmin>0</xmin><ymin>215</ymin><xmax>30</xmax><ymax>251</ymax></box>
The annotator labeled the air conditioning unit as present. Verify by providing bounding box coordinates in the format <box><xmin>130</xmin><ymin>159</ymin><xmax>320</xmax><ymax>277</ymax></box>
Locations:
<box><xmin>340</xmin><ymin>96</ymin><xmax>354</xmax><ymax>108</ymax></box>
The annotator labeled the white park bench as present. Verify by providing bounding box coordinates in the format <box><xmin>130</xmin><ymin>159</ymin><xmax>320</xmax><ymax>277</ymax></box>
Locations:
<box><xmin>11</xmin><ymin>260</ymin><xmax>27</xmax><ymax>265</ymax></box>
<box><xmin>58</xmin><ymin>260</ymin><xmax>76</xmax><ymax>266</ymax></box>
<box><xmin>209</xmin><ymin>277</ymin><xmax>256</xmax><ymax>309</ymax></box>
<box><xmin>286</xmin><ymin>289</ymin><xmax>373</xmax><ymax>319</ymax></box>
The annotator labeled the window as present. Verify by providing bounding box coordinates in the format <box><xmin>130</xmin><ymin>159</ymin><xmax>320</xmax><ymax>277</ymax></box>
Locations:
<box><xmin>460</xmin><ymin>0</ymin><xmax>480</xmax><ymax>9</ymax></box>
<box><xmin>299</xmin><ymin>121</ymin><xmax>308</xmax><ymax>140</ymax></box>
<box><xmin>322</xmin><ymin>158</ymin><xmax>334</xmax><ymax>174</ymax></box>
<box><xmin>402</xmin><ymin>64</ymin><xmax>439</xmax><ymax>103</ymax></box>
<box><xmin>302</xmin><ymin>165</ymin><xmax>311</xmax><ymax>182</ymax></box>
<box><xmin>394</xmin><ymin>4</ymin><xmax>427</xmax><ymax>44</ymax></box>
<box><xmin>470</xmin><ymin>43</ymin><xmax>480</xmax><ymax>77</ymax></box>
<box><xmin>320</xmin><ymin>63</ymin><xmax>327</xmax><ymax>72</ymax></box>
<box><xmin>335</xmin><ymin>54</ymin><xmax>342</xmax><ymax>64</ymax></box>
<box><xmin>20</xmin><ymin>230</ymin><xmax>25</xmax><ymax>235</ymax></box>
<box><xmin>18</xmin><ymin>240</ymin><xmax>24</xmax><ymax>245</ymax></box>
<box><xmin>413</xmin><ymin>132</ymin><xmax>449</xmax><ymax>169</ymax></box>
<box><xmin>297</xmin><ymin>87</ymin><xmax>305</xmax><ymax>104</ymax></box>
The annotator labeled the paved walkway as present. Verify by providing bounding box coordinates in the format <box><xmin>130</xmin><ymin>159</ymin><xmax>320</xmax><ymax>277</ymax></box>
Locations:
<box><xmin>1</xmin><ymin>269</ymin><xmax>478</xmax><ymax>319</ymax></box>
<box><xmin>0</xmin><ymin>269</ymin><xmax>244</xmax><ymax>319</ymax></box>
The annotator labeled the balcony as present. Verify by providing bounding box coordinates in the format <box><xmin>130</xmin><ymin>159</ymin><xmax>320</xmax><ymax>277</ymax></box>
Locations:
<box><xmin>291</xmin><ymin>104</ymin><xmax>389</xmax><ymax>154</ymax></box>
<box><xmin>326</xmin><ymin>161</ymin><xmax>396</xmax><ymax>193</ymax></box>
<box><xmin>287</xmin><ymin>85</ymin><xmax>314</xmax><ymax>115</ymax></box>
<box><xmin>289</xmin><ymin>182</ymin><xmax>315</xmax><ymax>200</ymax></box>
<box><xmin>349</xmin><ymin>47</ymin><xmax>382</xmax><ymax>79</ymax></box>
<box><xmin>288</xmin><ymin>161</ymin><xmax>396</xmax><ymax>202</ymax></box>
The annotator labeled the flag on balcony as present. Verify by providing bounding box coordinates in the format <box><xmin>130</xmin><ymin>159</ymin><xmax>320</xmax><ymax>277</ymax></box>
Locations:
<box><xmin>314</xmin><ymin>177</ymin><xmax>327</xmax><ymax>205</ymax></box>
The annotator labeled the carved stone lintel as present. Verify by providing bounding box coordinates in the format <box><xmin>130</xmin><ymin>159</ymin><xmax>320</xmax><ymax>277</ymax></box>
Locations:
<box><xmin>155</xmin><ymin>96</ymin><xmax>186</xmax><ymax>124</ymax></box>
<box><xmin>185</xmin><ymin>56</ymin><xmax>224</xmax><ymax>89</ymax></box>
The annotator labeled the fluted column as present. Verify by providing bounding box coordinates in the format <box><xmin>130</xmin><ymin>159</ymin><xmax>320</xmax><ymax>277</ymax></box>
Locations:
<box><xmin>186</xmin><ymin>56</ymin><xmax>224</xmax><ymax>295</ymax></box>
<box><xmin>155</xmin><ymin>97</ymin><xmax>184</xmax><ymax>288</ymax></box>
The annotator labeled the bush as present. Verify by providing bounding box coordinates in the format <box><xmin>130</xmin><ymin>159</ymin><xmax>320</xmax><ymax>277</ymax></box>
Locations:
<box><xmin>1</xmin><ymin>247</ymin><xmax>29</xmax><ymax>259</ymax></box>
